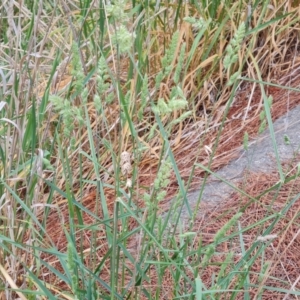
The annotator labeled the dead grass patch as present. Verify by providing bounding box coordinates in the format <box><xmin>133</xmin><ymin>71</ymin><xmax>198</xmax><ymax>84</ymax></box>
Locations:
<box><xmin>187</xmin><ymin>165</ymin><xmax>300</xmax><ymax>299</ymax></box>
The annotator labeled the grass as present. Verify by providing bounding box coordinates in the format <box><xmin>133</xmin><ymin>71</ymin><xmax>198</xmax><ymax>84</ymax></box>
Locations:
<box><xmin>0</xmin><ymin>0</ymin><xmax>300</xmax><ymax>298</ymax></box>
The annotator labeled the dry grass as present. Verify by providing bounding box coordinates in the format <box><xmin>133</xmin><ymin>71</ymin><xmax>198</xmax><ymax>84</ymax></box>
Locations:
<box><xmin>92</xmin><ymin>158</ymin><xmax>300</xmax><ymax>299</ymax></box>
<box><xmin>24</xmin><ymin>64</ymin><xmax>300</xmax><ymax>297</ymax></box>
<box><xmin>38</xmin><ymin>69</ymin><xmax>300</xmax><ymax>298</ymax></box>
<box><xmin>1</xmin><ymin>0</ymin><xmax>300</xmax><ymax>298</ymax></box>
<box><xmin>41</xmin><ymin>3</ymin><xmax>300</xmax><ymax>202</ymax></box>
<box><xmin>189</xmin><ymin>163</ymin><xmax>300</xmax><ymax>299</ymax></box>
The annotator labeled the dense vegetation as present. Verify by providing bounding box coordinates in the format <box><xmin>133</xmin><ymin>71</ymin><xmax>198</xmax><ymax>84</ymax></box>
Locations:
<box><xmin>0</xmin><ymin>0</ymin><xmax>300</xmax><ymax>298</ymax></box>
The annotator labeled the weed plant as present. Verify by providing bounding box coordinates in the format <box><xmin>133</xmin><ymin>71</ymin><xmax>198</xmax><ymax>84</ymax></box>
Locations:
<box><xmin>0</xmin><ymin>0</ymin><xmax>300</xmax><ymax>299</ymax></box>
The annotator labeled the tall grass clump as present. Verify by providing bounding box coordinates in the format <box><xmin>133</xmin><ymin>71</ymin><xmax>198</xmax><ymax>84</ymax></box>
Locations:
<box><xmin>0</xmin><ymin>0</ymin><xmax>300</xmax><ymax>298</ymax></box>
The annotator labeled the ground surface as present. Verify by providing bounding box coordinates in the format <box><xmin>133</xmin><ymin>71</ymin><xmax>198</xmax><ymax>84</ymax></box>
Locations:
<box><xmin>183</xmin><ymin>100</ymin><xmax>300</xmax><ymax>216</ymax></box>
<box><xmin>171</xmin><ymin>85</ymin><xmax>300</xmax><ymax>298</ymax></box>
<box><xmin>42</xmin><ymin>66</ymin><xmax>300</xmax><ymax>299</ymax></box>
